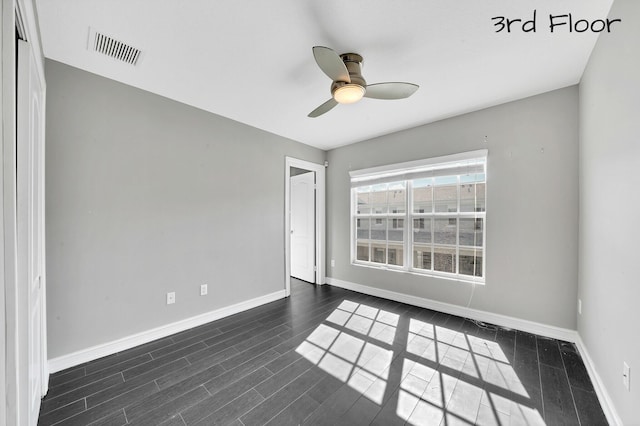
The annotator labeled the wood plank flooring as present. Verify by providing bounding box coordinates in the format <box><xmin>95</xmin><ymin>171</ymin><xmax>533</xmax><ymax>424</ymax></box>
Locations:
<box><xmin>38</xmin><ymin>279</ymin><xmax>607</xmax><ymax>425</ymax></box>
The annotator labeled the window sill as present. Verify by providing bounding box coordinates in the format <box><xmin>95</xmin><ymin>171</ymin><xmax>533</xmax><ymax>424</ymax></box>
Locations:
<box><xmin>351</xmin><ymin>261</ymin><xmax>485</xmax><ymax>285</ymax></box>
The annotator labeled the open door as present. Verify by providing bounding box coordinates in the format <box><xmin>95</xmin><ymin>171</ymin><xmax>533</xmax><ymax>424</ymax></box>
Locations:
<box><xmin>17</xmin><ymin>38</ymin><xmax>47</xmax><ymax>425</ymax></box>
<box><xmin>284</xmin><ymin>157</ymin><xmax>325</xmax><ymax>296</ymax></box>
<box><xmin>290</xmin><ymin>171</ymin><xmax>315</xmax><ymax>283</ymax></box>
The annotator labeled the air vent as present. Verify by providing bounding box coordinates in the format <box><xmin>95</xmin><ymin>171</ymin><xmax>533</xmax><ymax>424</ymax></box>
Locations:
<box><xmin>88</xmin><ymin>28</ymin><xmax>142</xmax><ymax>66</ymax></box>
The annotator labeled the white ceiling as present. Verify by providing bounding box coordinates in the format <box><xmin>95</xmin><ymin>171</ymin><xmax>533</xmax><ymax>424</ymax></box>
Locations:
<box><xmin>36</xmin><ymin>0</ymin><xmax>613</xmax><ymax>150</ymax></box>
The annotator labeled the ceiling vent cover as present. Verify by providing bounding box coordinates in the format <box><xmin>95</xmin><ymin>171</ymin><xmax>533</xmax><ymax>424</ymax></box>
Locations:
<box><xmin>88</xmin><ymin>28</ymin><xmax>142</xmax><ymax>66</ymax></box>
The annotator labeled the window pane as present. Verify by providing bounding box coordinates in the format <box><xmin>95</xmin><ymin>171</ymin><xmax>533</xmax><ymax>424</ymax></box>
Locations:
<box><xmin>459</xmin><ymin>248</ymin><xmax>483</xmax><ymax>277</ymax></box>
<box><xmin>460</xmin><ymin>175</ymin><xmax>486</xmax><ymax>212</ymax></box>
<box><xmin>357</xmin><ymin>243</ymin><xmax>369</xmax><ymax>262</ymax></box>
<box><xmin>434</xmin><ymin>218</ymin><xmax>456</xmax><ymax>245</ymax></box>
<box><xmin>413</xmin><ymin>218</ymin><xmax>432</xmax><ymax>243</ymax></box>
<box><xmin>387</xmin><ymin>182</ymin><xmax>406</xmax><ymax>214</ymax></box>
<box><xmin>388</xmin><ymin>218</ymin><xmax>404</xmax><ymax>242</ymax></box>
<box><xmin>388</xmin><ymin>244</ymin><xmax>404</xmax><ymax>266</ymax></box>
<box><xmin>356</xmin><ymin>218</ymin><xmax>370</xmax><ymax>262</ymax></box>
<box><xmin>460</xmin><ymin>183</ymin><xmax>477</xmax><ymax>212</ymax></box>
<box><xmin>357</xmin><ymin>218</ymin><xmax>370</xmax><ymax>240</ymax></box>
<box><xmin>460</xmin><ymin>173</ymin><xmax>485</xmax><ymax>184</ymax></box>
<box><xmin>434</xmin><ymin>247</ymin><xmax>456</xmax><ymax>273</ymax></box>
<box><xmin>370</xmin><ymin>184</ymin><xmax>388</xmax><ymax>214</ymax></box>
<box><xmin>434</xmin><ymin>176</ymin><xmax>457</xmax><ymax>213</ymax></box>
<box><xmin>372</xmin><ymin>243</ymin><xmax>386</xmax><ymax>264</ymax></box>
<box><xmin>356</xmin><ymin>187</ymin><xmax>371</xmax><ymax>214</ymax></box>
<box><xmin>459</xmin><ymin>218</ymin><xmax>483</xmax><ymax>247</ymax></box>
<box><xmin>413</xmin><ymin>246</ymin><xmax>431</xmax><ymax>270</ymax></box>
<box><xmin>371</xmin><ymin>217</ymin><xmax>386</xmax><ymax>241</ymax></box>
<box><xmin>412</xmin><ymin>178</ymin><xmax>433</xmax><ymax>213</ymax></box>
<box><xmin>476</xmin><ymin>182</ymin><xmax>486</xmax><ymax>212</ymax></box>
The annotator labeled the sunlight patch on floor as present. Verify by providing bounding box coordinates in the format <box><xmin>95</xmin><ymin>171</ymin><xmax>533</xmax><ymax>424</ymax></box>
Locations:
<box><xmin>296</xmin><ymin>300</ymin><xmax>545</xmax><ymax>425</ymax></box>
<box><xmin>296</xmin><ymin>301</ymin><xmax>397</xmax><ymax>404</ymax></box>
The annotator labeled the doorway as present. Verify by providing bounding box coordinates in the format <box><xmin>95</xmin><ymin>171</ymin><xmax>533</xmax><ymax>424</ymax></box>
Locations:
<box><xmin>290</xmin><ymin>169</ymin><xmax>315</xmax><ymax>283</ymax></box>
<box><xmin>284</xmin><ymin>157</ymin><xmax>325</xmax><ymax>296</ymax></box>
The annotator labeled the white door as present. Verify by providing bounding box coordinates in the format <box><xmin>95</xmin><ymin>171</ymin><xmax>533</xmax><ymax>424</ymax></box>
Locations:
<box><xmin>290</xmin><ymin>172</ymin><xmax>315</xmax><ymax>283</ymax></box>
<box><xmin>17</xmin><ymin>39</ymin><xmax>46</xmax><ymax>426</ymax></box>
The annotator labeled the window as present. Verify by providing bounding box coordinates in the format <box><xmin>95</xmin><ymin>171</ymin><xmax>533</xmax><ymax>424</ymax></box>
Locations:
<box><xmin>351</xmin><ymin>150</ymin><xmax>487</xmax><ymax>282</ymax></box>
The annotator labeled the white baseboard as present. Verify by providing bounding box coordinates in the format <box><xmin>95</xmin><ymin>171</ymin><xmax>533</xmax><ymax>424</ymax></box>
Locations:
<box><xmin>326</xmin><ymin>277</ymin><xmax>578</xmax><ymax>342</ymax></box>
<box><xmin>48</xmin><ymin>290</ymin><xmax>286</xmax><ymax>374</ymax></box>
<box><xmin>575</xmin><ymin>335</ymin><xmax>623</xmax><ymax>426</ymax></box>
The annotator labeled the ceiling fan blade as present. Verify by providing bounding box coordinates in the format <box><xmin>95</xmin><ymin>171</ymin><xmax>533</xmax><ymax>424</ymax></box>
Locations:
<box><xmin>308</xmin><ymin>98</ymin><xmax>339</xmax><ymax>118</ymax></box>
<box><xmin>312</xmin><ymin>46</ymin><xmax>350</xmax><ymax>83</ymax></box>
<box><xmin>364</xmin><ymin>82</ymin><xmax>419</xmax><ymax>100</ymax></box>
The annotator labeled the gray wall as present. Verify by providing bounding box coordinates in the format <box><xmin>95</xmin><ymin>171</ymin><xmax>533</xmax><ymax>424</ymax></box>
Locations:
<box><xmin>578</xmin><ymin>0</ymin><xmax>640</xmax><ymax>422</ymax></box>
<box><xmin>45</xmin><ymin>60</ymin><xmax>325</xmax><ymax>358</ymax></box>
<box><xmin>327</xmin><ymin>86</ymin><xmax>579</xmax><ymax>329</ymax></box>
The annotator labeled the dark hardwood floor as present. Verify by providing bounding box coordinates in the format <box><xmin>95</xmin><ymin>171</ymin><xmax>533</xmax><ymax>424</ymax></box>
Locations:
<box><xmin>38</xmin><ymin>279</ymin><xmax>607</xmax><ymax>425</ymax></box>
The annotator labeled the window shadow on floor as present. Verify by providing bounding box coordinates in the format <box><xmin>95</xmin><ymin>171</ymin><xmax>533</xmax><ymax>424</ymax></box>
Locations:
<box><xmin>297</xmin><ymin>299</ymin><xmax>545</xmax><ymax>425</ymax></box>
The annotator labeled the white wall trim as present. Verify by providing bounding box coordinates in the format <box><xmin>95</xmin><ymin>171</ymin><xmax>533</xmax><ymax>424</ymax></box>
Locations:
<box><xmin>48</xmin><ymin>290</ymin><xmax>286</xmax><ymax>374</ymax></box>
<box><xmin>16</xmin><ymin>0</ymin><xmax>46</xmax><ymax>81</ymax></box>
<box><xmin>326</xmin><ymin>277</ymin><xmax>578</xmax><ymax>342</ymax></box>
<box><xmin>575</xmin><ymin>335</ymin><xmax>623</xmax><ymax>426</ymax></box>
<box><xmin>348</xmin><ymin>149</ymin><xmax>488</xmax><ymax>179</ymax></box>
<box><xmin>2</xmin><ymin>5</ymin><xmax>20</xmax><ymax>426</ymax></box>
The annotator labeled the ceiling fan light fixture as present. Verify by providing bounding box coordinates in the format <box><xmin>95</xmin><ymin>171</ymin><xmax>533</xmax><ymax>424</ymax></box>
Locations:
<box><xmin>333</xmin><ymin>84</ymin><xmax>366</xmax><ymax>104</ymax></box>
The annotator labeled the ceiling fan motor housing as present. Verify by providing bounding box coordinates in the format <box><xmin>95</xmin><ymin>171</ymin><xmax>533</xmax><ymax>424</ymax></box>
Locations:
<box><xmin>331</xmin><ymin>53</ymin><xmax>366</xmax><ymax>95</ymax></box>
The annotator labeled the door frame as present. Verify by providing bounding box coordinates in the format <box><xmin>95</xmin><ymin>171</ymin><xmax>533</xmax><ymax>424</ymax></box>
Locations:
<box><xmin>289</xmin><ymin>171</ymin><xmax>316</xmax><ymax>283</ymax></box>
<box><xmin>284</xmin><ymin>157</ymin><xmax>325</xmax><ymax>296</ymax></box>
<box><xmin>2</xmin><ymin>1</ymin><xmax>47</xmax><ymax>425</ymax></box>
<box><xmin>17</xmin><ymin>37</ymin><xmax>47</xmax><ymax>425</ymax></box>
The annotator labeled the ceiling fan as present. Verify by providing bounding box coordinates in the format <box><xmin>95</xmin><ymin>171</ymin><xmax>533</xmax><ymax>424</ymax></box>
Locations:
<box><xmin>308</xmin><ymin>46</ymin><xmax>419</xmax><ymax>118</ymax></box>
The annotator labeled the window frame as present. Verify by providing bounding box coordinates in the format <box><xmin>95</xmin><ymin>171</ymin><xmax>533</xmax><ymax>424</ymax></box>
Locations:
<box><xmin>350</xmin><ymin>150</ymin><xmax>487</xmax><ymax>284</ymax></box>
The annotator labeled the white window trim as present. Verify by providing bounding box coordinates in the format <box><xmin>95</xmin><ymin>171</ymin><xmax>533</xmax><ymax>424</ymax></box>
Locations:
<box><xmin>349</xmin><ymin>149</ymin><xmax>488</xmax><ymax>183</ymax></box>
<box><xmin>350</xmin><ymin>150</ymin><xmax>487</xmax><ymax>284</ymax></box>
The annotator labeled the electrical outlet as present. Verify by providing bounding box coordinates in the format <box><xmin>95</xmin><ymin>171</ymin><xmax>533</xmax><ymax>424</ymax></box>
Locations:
<box><xmin>578</xmin><ymin>299</ymin><xmax>582</xmax><ymax>315</ymax></box>
<box><xmin>623</xmin><ymin>362</ymin><xmax>630</xmax><ymax>391</ymax></box>
<box><xmin>166</xmin><ymin>292</ymin><xmax>175</xmax><ymax>305</ymax></box>
<box><xmin>200</xmin><ymin>284</ymin><xmax>208</xmax><ymax>296</ymax></box>
<box><xmin>331</xmin><ymin>259</ymin><xmax>335</xmax><ymax>267</ymax></box>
